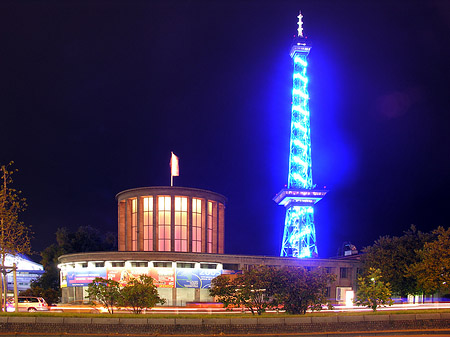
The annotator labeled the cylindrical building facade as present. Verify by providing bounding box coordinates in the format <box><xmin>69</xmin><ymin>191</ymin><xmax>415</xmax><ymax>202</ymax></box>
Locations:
<box><xmin>116</xmin><ymin>187</ymin><xmax>226</xmax><ymax>254</ymax></box>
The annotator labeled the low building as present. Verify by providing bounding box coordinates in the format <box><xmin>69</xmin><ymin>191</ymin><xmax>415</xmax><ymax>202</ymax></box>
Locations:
<box><xmin>58</xmin><ymin>186</ymin><xmax>360</xmax><ymax>305</ymax></box>
<box><xmin>3</xmin><ymin>253</ymin><xmax>44</xmax><ymax>293</ymax></box>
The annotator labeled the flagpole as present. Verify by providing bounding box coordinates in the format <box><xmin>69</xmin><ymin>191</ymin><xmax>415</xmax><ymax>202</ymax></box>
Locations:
<box><xmin>171</xmin><ymin>173</ymin><xmax>173</xmax><ymax>187</ymax></box>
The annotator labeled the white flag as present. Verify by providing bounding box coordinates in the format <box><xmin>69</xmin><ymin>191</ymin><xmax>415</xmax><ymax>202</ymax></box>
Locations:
<box><xmin>170</xmin><ymin>152</ymin><xmax>179</xmax><ymax>177</ymax></box>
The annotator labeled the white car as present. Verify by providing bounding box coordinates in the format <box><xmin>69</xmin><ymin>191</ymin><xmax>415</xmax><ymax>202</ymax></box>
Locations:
<box><xmin>7</xmin><ymin>297</ymin><xmax>49</xmax><ymax>312</ymax></box>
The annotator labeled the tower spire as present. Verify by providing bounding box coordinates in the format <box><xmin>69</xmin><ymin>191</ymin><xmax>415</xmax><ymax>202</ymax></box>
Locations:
<box><xmin>274</xmin><ymin>12</ymin><xmax>327</xmax><ymax>258</ymax></box>
<box><xmin>297</xmin><ymin>11</ymin><xmax>304</xmax><ymax>38</ymax></box>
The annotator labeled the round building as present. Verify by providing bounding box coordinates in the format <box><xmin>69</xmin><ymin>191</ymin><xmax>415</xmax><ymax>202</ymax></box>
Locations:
<box><xmin>116</xmin><ymin>187</ymin><xmax>226</xmax><ymax>254</ymax></box>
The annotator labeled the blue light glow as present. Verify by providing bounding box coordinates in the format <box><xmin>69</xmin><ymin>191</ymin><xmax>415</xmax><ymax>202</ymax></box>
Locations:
<box><xmin>293</xmin><ymin>56</ymin><xmax>307</xmax><ymax>67</ymax></box>
<box><xmin>279</xmin><ymin>18</ymin><xmax>321</xmax><ymax>259</ymax></box>
<box><xmin>281</xmin><ymin>205</ymin><xmax>317</xmax><ymax>258</ymax></box>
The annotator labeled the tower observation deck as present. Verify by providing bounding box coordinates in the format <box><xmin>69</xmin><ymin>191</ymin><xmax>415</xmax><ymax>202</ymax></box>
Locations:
<box><xmin>274</xmin><ymin>12</ymin><xmax>327</xmax><ymax>258</ymax></box>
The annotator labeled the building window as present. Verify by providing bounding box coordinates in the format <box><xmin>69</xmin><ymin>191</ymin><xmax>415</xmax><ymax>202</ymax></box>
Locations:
<box><xmin>325</xmin><ymin>287</ymin><xmax>331</xmax><ymax>298</ymax></box>
<box><xmin>95</xmin><ymin>262</ymin><xmax>104</xmax><ymax>268</ymax></box>
<box><xmin>81</xmin><ymin>263</ymin><xmax>87</xmax><ymax>268</ymax></box>
<box><xmin>111</xmin><ymin>262</ymin><xmax>125</xmax><ymax>267</ymax></box>
<box><xmin>200</xmin><ymin>263</ymin><xmax>217</xmax><ymax>269</ymax></box>
<box><xmin>143</xmin><ymin>197</ymin><xmax>153</xmax><ymax>251</ymax></box>
<box><xmin>223</xmin><ymin>263</ymin><xmax>239</xmax><ymax>270</ymax></box>
<box><xmin>192</xmin><ymin>198</ymin><xmax>202</xmax><ymax>253</ymax></box>
<box><xmin>131</xmin><ymin>198</ymin><xmax>137</xmax><ymax>251</ymax></box>
<box><xmin>131</xmin><ymin>262</ymin><xmax>148</xmax><ymax>268</ymax></box>
<box><xmin>340</xmin><ymin>267</ymin><xmax>350</xmax><ymax>279</ymax></box>
<box><xmin>177</xmin><ymin>262</ymin><xmax>195</xmax><ymax>269</ymax></box>
<box><xmin>207</xmin><ymin>201</ymin><xmax>214</xmax><ymax>253</ymax></box>
<box><xmin>174</xmin><ymin>196</ymin><xmax>188</xmax><ymax>252</ymax></box>
<box><xmin>158</xmin><ymin>196</ymin><xmax>171</xmax><ymax>251</ymax></box>
<box><xmin>154</xmin><ymin>262</ymin><xmax>172</xmax><ymax>268</ymax></box>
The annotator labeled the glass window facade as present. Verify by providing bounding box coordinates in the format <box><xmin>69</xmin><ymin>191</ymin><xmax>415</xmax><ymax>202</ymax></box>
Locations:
<box><xmin>207</xmin><ymin>201</ymin><xmax>214</xmax><ymax>253</ymax></box>
<box><xmin>158</xmin><ymin>196</ymin><xmax>171</xmax><ymax>251</ymax></box>
<box><xmin>117</xmin><ymin>187</ymin><xmax>225</xmax><ymax>253</ymax></box>
<box><xmin>131</xmin><ymin>198</ymin><xmax>137</xmax><ymax>251</ymax></box>
<box><xmin>192</xmin><ymin>198</ymin><xmax>202</xmax><ymax>253</ymax></box>
<box><xmin>143</xmin><ymin>197</ymin><xmax>153</xmax><ymax>251</ymax></box>
<box><xmin>174</xmin><ymin>196</ymin><xmax>188</xmax><ymax>252</ymax></box>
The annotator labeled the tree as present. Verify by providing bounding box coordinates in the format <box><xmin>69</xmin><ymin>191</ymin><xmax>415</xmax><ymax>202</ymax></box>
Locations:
<box><xmin>355</xmin><ymin>267</ymin><xmax>393</xmax><ymax>311</ymax></box>
<box><xmin>119</xmin><ymin>275</ymin><xmax>165</xmax><ymax>314</ymax></box>
<box><xmin>210</xmin><ymin>266</ymin><xmax>276</xmax><ymax>315</ymax></box>
<box><xmin>19</xmin><ymin>283</ymin><xmax>60</xmax><ymax>305</ymax></box>
<box><xmin>86</xmin><ymin>277</ymin><xmax>121</xmax><ymax>314</ymax></box>
<box><xmin>409</xmin><ymin>226</ymin><xmax>450</xmax><ymax>295</ymax></box>
<box><xmin>55</xmin><ymin>226</ymin><xmax>117</xmax><ymax>255</ymax></box>
<box><xmin>209</xmin><ymin>274</ymin><xmax>238</xmax><ymax>310</ymax></box>
<box><xmin>34</xmin><ymin>225</ymin><xmax>117</xmax><ymax>302</ymax></box>
<box><xmin>234</xmin><ymin>266</ymin><xmax>275</xmax><ymax>315</ymax></box>
<box><xmin>210</xmin><ymin>265</ymin><xmax>335</xmax><ymax>315</ymax></box>
<box><xmin>0</xmin><ymin>162</ymin><xmax>32</xmax><ymax>311</ymax></box>
<box><xmin>361</xmin><ymin>225</ymin><xmax>432</xmax><ymax>297</ymax></box>
<box><xmin>272</xmin><ymin>267</ymin><xmax>335</xmax><ymax>314</ymax></box>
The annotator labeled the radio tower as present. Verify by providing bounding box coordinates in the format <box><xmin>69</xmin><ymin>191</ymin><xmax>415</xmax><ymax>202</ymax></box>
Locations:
<box><xmin>273</xmin><ymin>12</ymin><xmax>327</xmax><ymax>258</ymax></box>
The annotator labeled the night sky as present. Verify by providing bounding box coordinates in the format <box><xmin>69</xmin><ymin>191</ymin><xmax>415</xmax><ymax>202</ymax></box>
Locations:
<box><xmin>2</xmin><ymin>0</ymin><xmax>450</xmax><ymax>259</ymax></box>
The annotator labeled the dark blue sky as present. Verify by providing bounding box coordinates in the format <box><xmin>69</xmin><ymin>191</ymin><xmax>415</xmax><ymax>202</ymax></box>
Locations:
<box><xmin>1</xmin><ymin>0</ymin><xmax>450</xmax><ymax>258</ymax></box>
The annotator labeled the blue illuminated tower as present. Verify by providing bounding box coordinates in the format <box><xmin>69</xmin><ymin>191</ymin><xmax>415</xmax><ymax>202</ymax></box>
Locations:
<box><xmin>273</xmin><ymin>12</ymin><xmax>327</xmax><ymax>258</ymax></box>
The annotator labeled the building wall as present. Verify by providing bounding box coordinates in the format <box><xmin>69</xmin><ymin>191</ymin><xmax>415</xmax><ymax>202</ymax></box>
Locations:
<box><xmin>3</xmin><ymin>253</ymin><xmax>44</xmax><ymax>293</ymax></box>
<box><xmin>116</xmin><ymin>187</ymin><xmax>226</xmax><ymax>254</ymax></box>
<box><xmin>58</xmin><ymin>251</ymin><xmax>360</xmax><ymax>305</ymax></box>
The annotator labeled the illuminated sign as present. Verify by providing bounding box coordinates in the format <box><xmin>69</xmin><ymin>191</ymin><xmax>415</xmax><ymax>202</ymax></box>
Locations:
<box><xmin>66</xmin><ymin>268</ymin><xmax>107</xmax><ymax>287</ymax></box>
<box><xmin>175</xmin><ymin>269</ymin><xmax>221</xmax><ymax>289</ymax></box>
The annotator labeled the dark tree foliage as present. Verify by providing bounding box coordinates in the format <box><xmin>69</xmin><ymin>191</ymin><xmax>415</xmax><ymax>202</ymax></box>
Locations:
<box><xmin>410</xmin><ymin>226</ymin><xmax>450</xmax><ymax>295</ymax></box>
<box><xmin>86</xmin><ymin>277</ymin><xmax>121</xmax><ymax>314</ymax></box>
<box><xmin>272</xmin><ymin>266</ymin><xmax>335</xmax><ymax>314</ymax></box>
<box><xmin>119</xmin><ymin>275</ymin><xmax>165</xmax><ymax>314</ymax></box>
<box><xmin>235</xmin><ymin>266</ymin><xmax>276</xmax><ymax>315</ymax></box>
<box><xmin>210</xmin><ymin>266</ymin><xmax>275</xmax><ymax>315</ymax></box>
<box><xmin>0</xmin><ymin>162</ymin><xmax>32</xmax><ymax>311</ymax></box>
<box><xmin>210</xmin><ymin>265</ymin><xmax>334</xmax><ymax>315</ymax></box>
<box><xmin>19</xmin><ymin>283</ymin><xmax>60</xmax><ymax>305</ymax></box>
<box><xmin>209</xmin><ymin>274</ymin><xmax>238</xmax><ymax>309</ymax></box>
<box><xmin>355</xmin><ymin>267</ymin><xmax>394</xmax><ymax>311</ymax></box>
<box><xmin>32</xmin><ymin>226</ymin><xmax>117</xmax><ymax>301</ymax></box>
<box><xmin>361</xmin><ymin>225</ymin><xmax>433</xmax><ymax>297</ymax></box>
<box><xmin>55</xmin><ymin>226</ymin><xmax>117</xmax><ymax>254</ymax></box>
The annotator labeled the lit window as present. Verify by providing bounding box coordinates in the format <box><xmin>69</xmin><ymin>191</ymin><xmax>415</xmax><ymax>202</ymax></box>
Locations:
<box><xmin>131</xmin><ymin>198</ymin><xmax>137</xmax><ymax>251</ymax></box>
<box><xmin>174</xmin><ymin>196</ymin><xmax>188</xmax><ymax>252</ymax></box>
<box><xmin>206</xmin><ymin>201</ymin><xmax>213</xmax><ymax>253</ymax></box>
<box><xmin>143</xmin><ymin>197</ymin><xmax>153</xmax><ymax>251</ymax></box>
<box><xmin>158</xmin><ymin>196</ymin><xmax>171</xmax><ymax>251</ymax></box>
<box><xmin>207</xmin><ymin>201</ymin><xmax>216</xmax><ymax>253</ymax></box>
<box><xmin>192</xmin><ymin>198</ymin><xmax>202</xmax><ymax>253</ymax></box>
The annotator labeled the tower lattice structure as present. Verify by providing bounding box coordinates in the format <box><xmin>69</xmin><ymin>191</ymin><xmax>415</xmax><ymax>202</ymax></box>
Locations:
<box><xmin>273</xmin><ymin>12</ymin><xmax>327</xmax><ymax>258</ymax></box>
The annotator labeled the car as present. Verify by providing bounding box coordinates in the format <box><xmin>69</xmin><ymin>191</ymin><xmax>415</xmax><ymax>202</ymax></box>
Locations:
<box><xmin>6</xmin><ymin>297</ymin><xmax>49</xmax><ymax>312</ymax></box>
